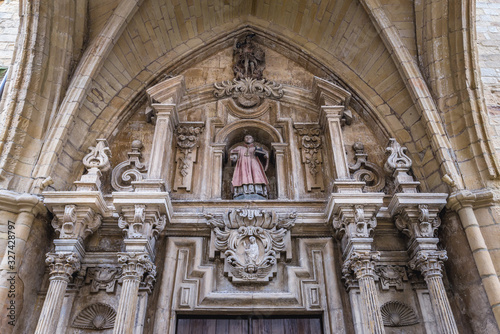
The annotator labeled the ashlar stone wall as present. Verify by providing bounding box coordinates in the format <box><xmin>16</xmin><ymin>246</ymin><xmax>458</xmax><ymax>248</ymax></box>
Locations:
<box><xmin>0</xmin><ymin>0</ymin><xmax>19</xmax><ymax>74</ymax></box>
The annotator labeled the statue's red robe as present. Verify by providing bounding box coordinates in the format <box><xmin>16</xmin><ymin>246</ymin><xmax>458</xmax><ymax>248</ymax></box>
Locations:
<box><xmin>231</xmin><ymin>144</ymin><xmax>269</xmax><ymax>187</ymax></box>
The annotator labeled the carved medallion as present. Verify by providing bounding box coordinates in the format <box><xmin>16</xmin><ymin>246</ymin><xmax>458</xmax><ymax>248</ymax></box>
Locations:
<box><xmin>205</xmin><ymin>209</ymin><xmax>296</xmax><ymax>283</ymax></box>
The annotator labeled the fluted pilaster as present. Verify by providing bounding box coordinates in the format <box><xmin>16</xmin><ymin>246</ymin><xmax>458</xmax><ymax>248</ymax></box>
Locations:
<box><xmin>344</xmin><ymin>251</ymin><xmax>385</xmax><ymax>334</ymax></box>
<box><xmin>34</xmin><ymin>253</ymin><xmax>80</xmax><ymax>334</ymax></box>
<box><xmin>113</xmin><ymin>253</ymin><xmax>156</xmax><ymax>334</ymax></box>
<box><xmin>410</xmin><ymin>250</ymin><xmax>458</xmax><ymax>334</ymax></box>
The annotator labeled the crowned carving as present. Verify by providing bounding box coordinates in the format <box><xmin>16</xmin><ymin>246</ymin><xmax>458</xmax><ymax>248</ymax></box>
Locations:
<box><xmin>51</xmin><ymin>205</ymin><xmax>102</xmax><ymax>239</ymax></box>
<box><xmin>349</xmin><ymin>142</ymin><xmax>385</xmax><ymax>192</ymax></box>
<box><xmin>46</xmin><ymin>252</ymin><xmax>81</xmax><ymax>281</ymax></box>
<box><xmin>375</xmin><ymin>265</ymin><xmax>407</xmax><ymax>290</ymax></box>
<box><xmin>118</xmin><ymin>205</ymin><xmax>166</xmax><ymax>240</ymax></box>
<box><xmin>380</xmin><ymin>301</ymin><xmax>419</xmax><ymax>327</ymax></box>
<box><xmin>85</xmin><ymin>267</ymin><xmax>122</xmax><ymax>293</ymax></box>
<box><xmin>205</xmin><ymin>209</ymin><xmax>296</xmax><ymax>283</ymax></box>
<box><xmin>111</xmin><ymin>140</ymin><xmax>147</xmax><ymax>192</ymax></box>
<box><xmin>213</xmin><ymin>34</ymin><xmax>284</xmax><ymax>108</ymax></box>
<box><xmin>296</xmin><ymin>127</ymin><xmax>324</xmax><ymax>191</ymax></box>
<box><xmin>72</xmin><ymin>303</ymin><xmax>116</xmax><ymax>330</ymax></box>
<box><xmin>174</xmin><ymin>125</ymin><xmax>204</xmax><ymax>191</ymax></box>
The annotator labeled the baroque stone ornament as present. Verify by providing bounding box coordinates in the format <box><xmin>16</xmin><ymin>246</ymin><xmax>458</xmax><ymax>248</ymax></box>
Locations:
<box><xmin>296</xmin><ymin>127</ymin><xmax>324</xmax><ymax>191</ymax></box>
<box><xmin>380</xmin><ymin>301</ymin><xmax>419</xmax><ymax>327</ymax></box>
<box><xmin>395</xmin><ymin>204</ymin><xmax>441</xmax><ymax>238</ymax></box>
<box><xmin>214</xmin><ymin>78</ymin><xmax>284</xmax><ymax>108</ymax></box>
<box><xmin>334</xmin><ymin>204</ymin><xmax>377</xmax><ymax>239</ymax></box>
<box><xmin>174</xmin><ymin>125</ymin><xmax>204</xmax><ymax>191</ymax></box>
<box><xmin>205</xmin><ymin>209</ymin><xmax>296</xmax><ymax>283</ymax></box>
<box><xmin>118</xmin><ymin>252</ymin><xmax>157</xmax><ymax>292</ymax></box>
<box><xmin>51</xmin><ymin>205</ymin><xmax>101</xmax><ymax>239</ymax></box>
<box><xmin>384</xmin><ymin>138</ymin><xmax>419</xmax><ymax>193</ymax></box>
<box><xmin>233</xmin><ymin>33</ymin><xmax>265</xmax><ymax>80</ymax></box>
<box><xmin>72</xmin><ymin>303</ymin><xmax>116</xmax><ymax>330</ymax></box>
<box><xmin>111</xmin><ymin>140</ymin><xmax>147</xmax><ymax>192</ymax></box>
<box><xmin>349</xmin><ymin>142</ymin><xmax>385</xmax><ymax>192</ymax></box>
<box><xmin>118</xmin><ymin>204</ymin><xmax>166</xmax><ymax>239</ymax></box>
<box><xmin>375</xmin><ymin>265</ymin><xmax>407</xmax><ymax>290</ymax></box>
<box><xmin>85</xmin><ymin>267</ymin><xmax>122</xmax><ymax>293</ymax></box>
<box><xmin>74</xmin><ymin>139</ymin><xmax>112</xmax><ymax>191</ymax></box>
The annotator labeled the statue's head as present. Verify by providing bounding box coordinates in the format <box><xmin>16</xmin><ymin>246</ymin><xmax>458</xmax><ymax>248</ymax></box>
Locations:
<box><xmin>244</xmin><ymin>135</ymin><xmax>254</xmax><ymax>144</ymax></box>
<box><xmin>249</xmin><ymin>236</ymin><xmax>256</xmax><ymax>243</ymax></box>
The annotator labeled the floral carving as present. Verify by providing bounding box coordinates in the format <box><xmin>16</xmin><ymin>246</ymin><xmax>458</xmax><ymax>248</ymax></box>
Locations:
<box><xmin>118</xmin><ymin>252</ymin><xmax>157</xmax><ymax>292</ymax></box>
<box><xmin>349</xmin><ymin>142</ymin><xmax>385</xmax><ymax>192</ymax></box>
<box><xmin>174</xmin><ymin>125</ymin><xmax>204</xmax><ymax>191</ymax></box>
<box><xmin>205</xmin><ymin>209</ymin><xmax>296</xmax><ymax>283</ymax></box>
<box><xmin>296</xmin><ymin>127</ymin><xmax>324</xmax><ymax>191</ymax></box>
<box><xmin>111</xmin><ymin>140</ymin><xmax>147</xmax><ymax>192</ymax></box>
<box><xmin>334</xmin><ymin>204</ymin><xmax>377</xmax><ymax>239</ymax></box>
<box><xmin>384</xmin><ymin>138</ymin><xmax>419</xmax><ymax>193</ymax></box>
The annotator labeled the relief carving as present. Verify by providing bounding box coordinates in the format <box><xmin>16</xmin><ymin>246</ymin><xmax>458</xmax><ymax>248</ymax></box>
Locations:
<box><xmin>380</xmin><ymin>301</ymin><xmax>419</xmax><ymax>327</ymax></box>
<box><xmin>349</xmin><ymin>142</ymin><xmax>385</xmax><ymax>192</ymax></box>
<box><xmin>72</xmin><ymin>303</ymin><xmax>116</xmax><ymax>330</ymax></box>
<box><xmin>296</xmin><ymin>127</ymin><xmax>324</xmax><ymax>191</ymax></box>
<box><xmin>205</xmin><ymin>209</ymin><xmax>296</xmax><ymax>283</ymax></box>
<box><xmin>213</xmin><ymin>34</ymin><xmax>284</xmax><ymax>108</ymax></box>
<box><xmin>75</xmin><ymin>138</ymin><xmax>112</xmax><ymax>191</ymax></box>
<box><xmin>174</xmin><ymin>125</ymin><xmax>204</xmax><ymax>191</ymax></box>
<box><xmin>111</xmin><ymin>140</ymin><xmax>147</xmax><ymax>192</ymax></box>
<box><xmin>375</xmin><ymin>265</ymin><xmax>407</xmax><ymax>290</ymax></box>
<box><xmin>85</xmin><ymin>267</ymin><xmax>122</xmax><ymax>293</ymax></box>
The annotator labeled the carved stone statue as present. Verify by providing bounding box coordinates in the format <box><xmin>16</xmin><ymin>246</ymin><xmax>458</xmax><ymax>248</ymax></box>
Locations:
<box><xmin>244</xmin><ymin>236</ymin><xmax>259</xmax><ymax>267</ymax></box>
<box><xmin>230</xmin><ymin>135</ymin><xmax>269</xmax><ymax>199</ymax></box>
<box><xmin>233</xmin><ymin>33</ymin><xmax>265</xmax><ymax>80</ymax></box>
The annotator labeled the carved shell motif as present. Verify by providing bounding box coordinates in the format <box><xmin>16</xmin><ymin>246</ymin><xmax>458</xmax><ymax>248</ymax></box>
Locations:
<box><xmin>381</xmin><ymin>301</ymin><xmax>419</xmax><ymax>327</ymax></box>
<box><xmin>72</xmin><ymin>303</ymin><xmax>116</xmax><ymax>330</ymax></box>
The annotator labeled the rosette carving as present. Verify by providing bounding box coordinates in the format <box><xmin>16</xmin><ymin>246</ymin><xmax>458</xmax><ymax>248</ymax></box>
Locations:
<box><xmin>111</xmin><ymin>140</ymin><xmax>147</xmax><ymax>192</ymax></box>
<box><xmin>349</xmin><ymin>142</ymin><xmax>385</xmax><ymax>192</ymax></box>
<box><xmin>205</xmin><ymin>209</ymin><xmax>296</xmax><ymax>283</ymax></box>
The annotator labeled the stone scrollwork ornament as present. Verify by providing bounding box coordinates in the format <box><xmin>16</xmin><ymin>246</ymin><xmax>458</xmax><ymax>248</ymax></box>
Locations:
<box><xmin>111</xmin><ymin>140</ymin><xmax>147</xmax><ymax>192</ymax></box>
<box><xmin>75</xmin><ymin>138</ymin><xmax>112</xmax><ymax>191</ymax></box>
<box><xmin>45</xmin><ymin>252</ymin><xmax>81</xmax><ymax>281</ymax></box>
<box><xmin>296</xmin><ymin>127</ymin><xmax>324</xmax><ymax>191</ymax></box>
<box><xmin>174</xmin><ymin>125</ymin><xmax>204</xmax><ymax>191</ymax></box>
<box><xmin>349</xmin><ymin>142</ymin><xmax>385</xmax><ymax>192</ymax></box>
<box><xmin>213</xmin><ymin>33</ymin><xmax>284</xmax><ymax>108</ymax></box>
<box><xmin>205</xmin><ymin>209</ymin><xmax>296</xmax><ymax>283</ymax></box>
<box><xmin>384</xmin><ymin>138</ymin><xmax>420</xmax><ymax>193</ymax></box>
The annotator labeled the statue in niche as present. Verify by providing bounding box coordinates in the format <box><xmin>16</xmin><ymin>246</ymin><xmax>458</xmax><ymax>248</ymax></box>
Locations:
<box><xmin>230</xmin><ymin>134</ymin><xmax>269</xmax><ymax>199</ymax></box>
<box><xmin>244</xmin><ymin>236</ymin><xmax>259</xmax><ymax>270</ymax></box>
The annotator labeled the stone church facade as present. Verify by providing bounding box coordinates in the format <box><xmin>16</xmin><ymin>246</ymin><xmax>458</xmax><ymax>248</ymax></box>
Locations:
<box><xmin>1</xmin><ymin>1</ymin><xmax>500</xmax><ymax>333</ymax></box>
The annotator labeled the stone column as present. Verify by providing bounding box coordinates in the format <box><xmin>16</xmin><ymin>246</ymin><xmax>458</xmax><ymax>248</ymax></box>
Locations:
<box><xmin>272</xmin><ymin>143</ymin><xmax>288</xmax><ymax>199</ymax></box>
<box><xmin>344</xmin><ymin>251</ymin><xmax>384</xmax><ymax>334</ymax></box>
<box><xmin>113</xmin><ymin>253</ymin><xmax>155</xmax><ymax>334</ymax></box>
<box><xmin>410</xmin><ymin>250</ymin><xmax>458</xmax><ymax>334</ymax></box>
<box><xmin>34</xmin><ymin>253</ymin><xmax>80</xmax><ymax>334</ymax></box>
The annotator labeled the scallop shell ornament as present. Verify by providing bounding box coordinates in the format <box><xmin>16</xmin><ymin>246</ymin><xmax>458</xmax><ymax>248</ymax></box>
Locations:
<box><xmin>72</xmin><ymin>303</ymin><xmax>116</xmax><ymax>330</ymax></box>
<box><xmin>381</xmin><ymin>301</ymin><xmax>419</xmax><ymax>327</ymax></box>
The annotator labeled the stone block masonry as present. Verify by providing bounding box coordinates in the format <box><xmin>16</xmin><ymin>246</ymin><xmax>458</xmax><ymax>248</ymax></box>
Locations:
<box><xmin>0</xmin><ymin>0</ymin><xmax>19</xmax><ymax>68</ymax></box>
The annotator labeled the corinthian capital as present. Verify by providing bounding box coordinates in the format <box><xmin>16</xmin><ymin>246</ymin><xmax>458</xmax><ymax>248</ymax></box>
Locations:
<box><xmin>342</xmin><ymin>250</ymin><xmax>380</xmax><ymax>280</ymax></box>
<box><xmin>409</xmin><ymin>250</ymin><xmax>448</xmax><ymax>279</ymax></box>
<box><xmin>118</xmin><ymin>252</ymin><xmax>156</xmax><ymax>282</ymax></box>
<box><xmin>45</xmin><ymin>252</ymin><xmax>81</xmax><ymax>281</ymax></box>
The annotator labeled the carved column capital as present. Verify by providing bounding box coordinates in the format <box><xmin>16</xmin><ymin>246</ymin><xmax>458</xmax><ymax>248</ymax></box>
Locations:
<box><xmin>394</xmin><ymin>204</ymin><xmax>442</xmax><ymax>239</ymax></box>
<box><xmin>333</xmin><ymin>204</ymin><xmax>379</xmax><ymax>240</ymax></box>
<box><xmin>46</xmin><ymin>252</ymin><xmax>81</xmax><ymax>281</ymax></box>
<box><xmin>118</xmin><ymin>252</ymin><xmax>156</xmax><ymax>283</ymax></box>
<box><xmin>342</xmin><ymin>250</ymin><xmax>380</xmax><ymax>280</ymax></box>
<box><xmin>51</xmin><ymin>205</ymin><xmax>102</xmax><ymax>239</ymax></box>
<box><xmin>409</xmin><ymin>250</ymin><xmax>448</xmax><ymax>279</ymax></box>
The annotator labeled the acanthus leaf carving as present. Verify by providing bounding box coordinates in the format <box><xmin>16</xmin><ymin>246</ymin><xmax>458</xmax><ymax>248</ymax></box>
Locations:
<box><xmin>409</xmin><ymin>250</ymin><xmax>448</xmax><ymax>279</ymax></box>
<box><xmin>118</xmin><ymin>204</ymin><xmax>166</xmax><ymax>240</ymax></box>
<box><xmin>205</xmin><ymin>209</ymin><xmax>296</xmax><ymax>283</ymax></box>
<box><xmin>349</xmin><ymin>142</ymin><xmax>385</xmax><ymax>192</ymax></box>
<box><xmin>394</xmin><ymin>204</ymin><xmax>442</xmax><ymax>239</ymax></box>
<box><xmin>45</xmin><ymin>252</ymin><xmax>81</xmax><ymax>281</ymax></box>
<box><xmin>296</xmin><ymin>127</ymin><xmax>324</xmax><ymax>191</ymax></box>
<box><xmin>51</xmin><ymin>205</ymin><xmax>101</xmax><ymax>239</ymax></box>
<box><xmin>213</xmin><ymin>78</ymin><xmax>284</xmax><ymax>108</ymax></box>
<box><xmin>111</xmin><ymin>140</ymin><xmax>147</xmax><ymax>192</ymax></box>
<box><xmin>174</xmin><ymin>125</ymin><xmax>204</xmax><ymax>191</ymax></box>
<box><xmin>117</xmin><ymin>252</ymin><xmax>156</xmax><ymax>293</ymax></box>
<box><xmin>334</xmin><ymin>204</ymin><xmax>377</xmax><ymax>239</ymax></box>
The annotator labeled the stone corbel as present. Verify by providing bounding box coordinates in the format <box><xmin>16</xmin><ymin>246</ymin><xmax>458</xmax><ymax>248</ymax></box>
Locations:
<box><xmin>173</xmin><ymin>123</ymin><xmax>204</xmax><ymax>192</ymax></box>
<box><xmin>145</xmin><ymin>75</ymin><xmax>185</xmax><ymax>185</ymax></box>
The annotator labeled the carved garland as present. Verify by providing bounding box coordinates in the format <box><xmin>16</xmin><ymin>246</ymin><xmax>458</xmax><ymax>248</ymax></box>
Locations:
<box><xmin>205</xmin><ymin>209</ymin><xmax>296</xmax><ymax>283</ymax></box>
<box><xmin>174</xmin><ymin>125</ymin><xmax>204</xmax><ymax>191</ymax></box>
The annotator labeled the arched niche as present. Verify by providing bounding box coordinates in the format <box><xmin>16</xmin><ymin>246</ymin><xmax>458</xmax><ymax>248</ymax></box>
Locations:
<box><xmin>211</xmin><ymin>119</ymin><xmax>287</xmax><ymax>200</ymax></box>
